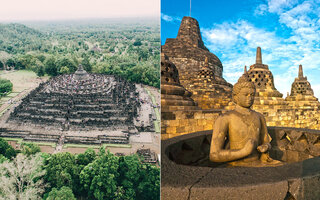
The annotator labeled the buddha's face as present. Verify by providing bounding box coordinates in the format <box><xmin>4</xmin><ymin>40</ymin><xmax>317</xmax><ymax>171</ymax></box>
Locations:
<box><xmin>235</xmin><ymin>87</ymin><xmax>255</xmax><ymax>108</ymax></box>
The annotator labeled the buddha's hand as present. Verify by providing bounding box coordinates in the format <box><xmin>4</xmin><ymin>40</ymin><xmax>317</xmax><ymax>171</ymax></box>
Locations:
<box><xmin>241</xmin><ymin>138</ymin><xmax>256</xmax><ymax>156</ymax></box>
<box><xmin>257</xmin><ymin>144</ymin><xmax>270</xmax><ymax>153</ymax></box>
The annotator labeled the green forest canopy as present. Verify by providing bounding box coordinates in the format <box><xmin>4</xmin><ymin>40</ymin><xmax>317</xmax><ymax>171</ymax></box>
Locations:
<box><xmin>0</xmin><ymin>19</ymin><xmax>160</xmax><ymax>88</ymax></box>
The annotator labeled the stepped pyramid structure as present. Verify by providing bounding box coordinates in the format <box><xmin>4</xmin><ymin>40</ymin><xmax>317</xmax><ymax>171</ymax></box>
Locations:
<box><xmin>7</xmin><ymin>66</ymin><xmax>141</xmax><ymax>132</ymax></box>
<box><xmin>162</xmin><ymin>16</ymin><xmax>232</xmax><ymax>109</ymax></box>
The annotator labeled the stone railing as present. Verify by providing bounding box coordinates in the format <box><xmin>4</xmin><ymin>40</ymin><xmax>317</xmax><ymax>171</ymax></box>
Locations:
<box><xmin>162</xmin><ymin>127</ymin><xmax>320</xmax><ymax>200</ymax></box>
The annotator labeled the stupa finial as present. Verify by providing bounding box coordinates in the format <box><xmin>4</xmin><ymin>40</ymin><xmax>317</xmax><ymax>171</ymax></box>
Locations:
<box><xmin>256</xmin><ymin>47</ymin><xmax>262</xmax><ymax>64</ymax></box>
<box><xmin>298</xmin><ymin>64</ymin><xmax>303</xmax><ymax>78</ymax></box>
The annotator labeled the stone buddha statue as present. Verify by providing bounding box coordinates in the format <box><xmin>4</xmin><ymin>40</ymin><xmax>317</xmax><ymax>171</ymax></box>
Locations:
<box><xmin>209</xmin><ymin>67</ymin><xmax>281</xmax><ymax>167</ymax></box>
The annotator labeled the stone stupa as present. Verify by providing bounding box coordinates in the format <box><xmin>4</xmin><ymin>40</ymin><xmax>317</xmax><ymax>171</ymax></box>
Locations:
<box><xmin>162</xmin><ymin>16</ymin><xmax>232</xmax><ymax>109</ymax></box>
<box><xmin>161</xmin><ymin>53</ymin><xmax>197</xmax><ymax>111</ymax></box>
<box><xmin>247</xmin><ymin>47</ymin><xmax>287</xmax><ymax>114</ymax></box>
<box><xmin>74</xmin><ymin>64</ymin><xmax>90</xmax><ymax>81</ymax></box>
<box><xmin>189</xmin><ymin>57</ymin><xmax>233</xmax><ymax>109</ymax></box>
<box><xmin>285</xmin><ymin>64</ymin><xmax>320</xmax><ymax>114</ymax></box>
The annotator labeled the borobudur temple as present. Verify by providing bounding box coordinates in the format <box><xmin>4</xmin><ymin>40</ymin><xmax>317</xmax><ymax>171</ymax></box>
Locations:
<box><xmin>7</xmin><ymin>66</ymin><xmax>141</xmax><ymax>131</ymax></box>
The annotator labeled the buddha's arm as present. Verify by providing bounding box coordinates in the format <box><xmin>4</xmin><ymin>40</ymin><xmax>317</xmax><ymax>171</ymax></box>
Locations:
<box><xmin>209</xmin><ymin>116</ymin><xmax>255</xmax><ymax>163</ymax></box>
<box><xmin>257</xmin><ymin>114</ymin><xmax>271</xmax><ymax>152</ymax></box>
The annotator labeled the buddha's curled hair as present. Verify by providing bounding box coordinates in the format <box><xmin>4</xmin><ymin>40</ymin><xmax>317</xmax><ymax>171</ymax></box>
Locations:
<box><xmin>232</xmin><ymin>66</ymin><xmax>256</xmax><ymax>102</ymax></box>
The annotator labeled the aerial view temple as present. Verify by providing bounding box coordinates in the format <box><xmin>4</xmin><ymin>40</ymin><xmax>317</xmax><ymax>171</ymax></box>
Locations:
<box><xmin>161</xmin><ymin>16</ymin><xmax>320</xmax><ymax>199</ymax></box>
<box><xmin>9</xmin><ymin>65</ymin><xmax>139</xmax><ymax>131</ymax></box>
<box><xmin>0</xmin><ymin>66</ymin><xmax>159</xmax><ymax>157</ymax></box>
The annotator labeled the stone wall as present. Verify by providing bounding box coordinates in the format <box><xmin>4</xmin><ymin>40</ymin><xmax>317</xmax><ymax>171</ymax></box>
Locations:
<box><xmin>161</xmin><ymin>110</ymin><xmax>220</xmax><ymax>140</ymax></box>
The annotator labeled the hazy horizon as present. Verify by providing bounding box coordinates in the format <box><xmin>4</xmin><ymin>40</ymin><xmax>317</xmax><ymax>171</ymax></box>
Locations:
<box><xmin>0</xmin><ymin>16</ymin><xmax>160</xmax><ymax>24</ymax></box>
<box><xmin>0</xmin><ymin>0</ymin><xmax>160</xmax><ymax>22</ymax></box>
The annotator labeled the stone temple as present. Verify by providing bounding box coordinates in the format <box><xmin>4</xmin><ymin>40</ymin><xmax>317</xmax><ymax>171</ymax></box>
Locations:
<box><xmin>162</xmin><ymin>16</ymin><xmax>320</xmax><ymax>139</ymax></box>
<box><xmin>246</xmin><ymin>47</ymin><xmax>287</xmax><ymax>115</ymax></box>
<box><xmin>162</xmin><ymin>16</ymin><xmax>232</xmax><ymax>110</ymax></box>
<box><xmin>0</xmin><ymin>66</ymin><xmax>157</xmax><ymax>148</ymax></box>
<box><xmin>286</xmin><ymin>64</ymin><xmax>319</xmax><ymax>104</ymax></box>
<box><xmin>9</xmin><ymin>66</ymin><xmax>138</xmax><ymax>131</ymax></box>
<box><xmin>161</xmin><ymin>52</ymin><xmax>197</xmax><ymax>112</ymax></box>
<box><xmin>161</xmin><ymin>16</ymin><xmax>320</xmax><ymax>200</ymax></box>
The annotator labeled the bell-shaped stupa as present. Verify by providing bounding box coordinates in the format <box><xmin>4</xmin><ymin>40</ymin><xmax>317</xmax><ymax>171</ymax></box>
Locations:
<box><xmin>286</xmin><ymin>64</ymin><xmax>319</xmax><ymax>108</ymax></box>
<box><xmin>161</xmin><ymin>53</ymin><xmax>197</xmax><ymax>111</ymax></box>
<box><xmin>162</xmin><ymin>16</ymin><xmax>232</xmax><ymax>109</ymax></box>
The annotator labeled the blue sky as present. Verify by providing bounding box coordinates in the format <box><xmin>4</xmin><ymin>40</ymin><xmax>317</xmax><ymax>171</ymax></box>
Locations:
<box><xmin>162</xmin><ymin>0</ymin><xmax>320</xmax><ymax>99</ymax></box>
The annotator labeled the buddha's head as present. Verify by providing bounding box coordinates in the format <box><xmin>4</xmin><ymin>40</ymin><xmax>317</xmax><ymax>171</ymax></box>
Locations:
<box><xmin>232</xmin><ymin>67</ymin><xmax>256</xmax><ymax>108</ymax></box>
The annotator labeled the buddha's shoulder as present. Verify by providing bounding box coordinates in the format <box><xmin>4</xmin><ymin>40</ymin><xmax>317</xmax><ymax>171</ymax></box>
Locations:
<box><xmin>250</xmin><ymin>110</ymin><xmax>265</xmax><ymax>118</ymax></box>
<box><xmin>219</xmin><ymin>109</ymin><xmax>264</xmax><ymax>118</ymax></box>
<box><xmin>217</xmin><ymin>110</ymin><xmax>237</xmax><ymax>119</ymax></box>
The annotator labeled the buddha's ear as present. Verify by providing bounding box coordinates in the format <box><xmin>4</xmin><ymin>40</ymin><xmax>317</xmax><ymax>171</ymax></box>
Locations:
<box><xmin>232</xmin><ymin>94</ymin><xmax>238</xmax><ymax>104</ymax></box>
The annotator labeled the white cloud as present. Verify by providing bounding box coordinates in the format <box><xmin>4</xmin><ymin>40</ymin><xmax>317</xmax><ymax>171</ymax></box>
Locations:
<box><xmin>267</xmin><ymin>0</ymin><xmax>298</xmax><ymax>14</ymax></box>
<box><xmin>202</xmin><ymin>12</ymin><xmax>320</xmax><ymax>99</ymax></box>
<box><xmin>203</xmin><ymin>20</ymin><xmax>280</xmax><ymax>51</ymax></box>
<box><xmin>202</xmin><ymin>0</ymin><xmax>320</xmax><ymax>99</ymax></box>
<box><xmin>161</xmin><ymin>13</ymin><xmax>181</xmax><ymax>23</ymax></box>
<box><xmin>254</xmin><ymin>4</ymin><xmax>268</xmax><ymax>16</ymax></box>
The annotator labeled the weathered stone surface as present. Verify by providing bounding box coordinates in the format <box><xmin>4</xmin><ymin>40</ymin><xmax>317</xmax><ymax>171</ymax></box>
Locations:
<box><xmin>8</xmin><ymin>67</ymin><xmax>139</xmax><ymax>131</ymax></box>
<box><xmin>162</xmin><ymin>129</ymin><xmax>320</xmax><ymax>200</ymax></box>
<box><xmin>162</xmin><ymin>20</ymin><xmax>320</xmax><ymax>140</ymax></box>
<box><xmin>161</xmin><ymin>53</ymin><xmax>197</xmax><ymax>111</ymax></box>
<box><xmin>191</xmin><ymin>181</ymin><xmax>288</xmax><ymax>200</ymax></box>
<box><xmin>245</xmin><ymin>48</ymin><xmax>320</xmax><ymax>131</ymax></box>
<box><xmin>289</xmin><ymin>64</ymin><xmax>316</xmax><ymax>97</ymax></box>
<box><xmin>162</xmin><ymin>16</ymin><xmax>232</xmax><ymax>110</ymax></box>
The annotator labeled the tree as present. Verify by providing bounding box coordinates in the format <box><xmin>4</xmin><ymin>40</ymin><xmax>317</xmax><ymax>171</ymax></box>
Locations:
<box><xmin>0</xmin><ymin>155</ymin><xmax>8</xmax><ymax>164</ymax></box>
<box><xmin>0</xmin><ymin>51</ymin><xmax>11</xmax><ymax>70</ymax></box>
<box><xmin>74</xmin><ymin>148</ymin><xmax>96</xmax><ymax>197</ymax></box>
<box><xmin>0</xmin><ymin>79</ymin><xmax>13</xmax><ymax>96</ymax></box>
<box><xmin>57</xmin><ymin>57</ymin><xmax>77</xmax><ymax>74</ymax></box>
<box><xmin>0</xmin><ymin>153</ymin><xmax>46</xmax><ymax>200</ymax></box>
<box><xmin>80</xmin><ymin>149</ymin><xmax>119</xmax><ymax>200</ymax></box>
<box><xmin>76</xmin><ymin>148</ymin><xmax>96</xmax><ymax>167</ymax></box>
<box><xmin>19</xmin><ymin>54</ymin><xmax>36</xmax><ymax>70</ymax></box>
<box><xmin>21</xmin><ymin>142</ymin><xmax>41</xmax><ymax>156</ymax></box>
<box><xmin>37</xmin><ymin>65</ymin><xmax>45</xmax><ymax>77</ymax></box>
<box><xmin>136</xmin><ymin>164</ymin><xmax>160</xmax><ymax>200</ymax></box>
<box><xmin>44</xmin><ymin>152</ymin><xmax>77</xmax><ymax>190</ymax></box>
<box><xmin>46</xmin><ymin>186</ymin><xmax>76</xmax><ymax>200</ymax></box>
<box><xmin>118</xmin><ymin>155</ymin><xmax>141</xmax><ymax>199</ymax></box>
<box><xmin>0</xmin><ymin>138</ymin><xmax>16</xmax><ymax>159</ymax></box>
<box><xmin>36</xmin><ymin>54</ymin><xmax>46</xmax><ymax>63</ymax></box>
<box><xmin>81</xmin><ymin>55</ymin><xmax>92</xmax><ymax>72</ymax></box>
<box><xmin>5</xmin><ymin>58</ymin><xmax>15</xmax><ymax>69</ymax></box>
<box><xmin>59</xmin><ymin>66</ymin><xmax>70</xmax><ymax>74</ymax></box>
<box><xmin>133</xmin><ymin>39</ymin><xmax>142</xmax><ymax>46</ymax></box>
<box><xmin>44</xmin><ymin>57</ymin><xmax>58</xmax><ymax>76</ymax></box>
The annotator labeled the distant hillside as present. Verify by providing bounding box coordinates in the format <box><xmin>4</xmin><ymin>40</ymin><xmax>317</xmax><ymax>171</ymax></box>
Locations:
<box><xmin>0</xmin><ymin>21</ymin><xmax>160</xmax><ymax>88</ymax></box>
<box><xmin>0</xmin><ymin>23</ymin><xmax>45</xmax><ymax>53</ymax></box>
